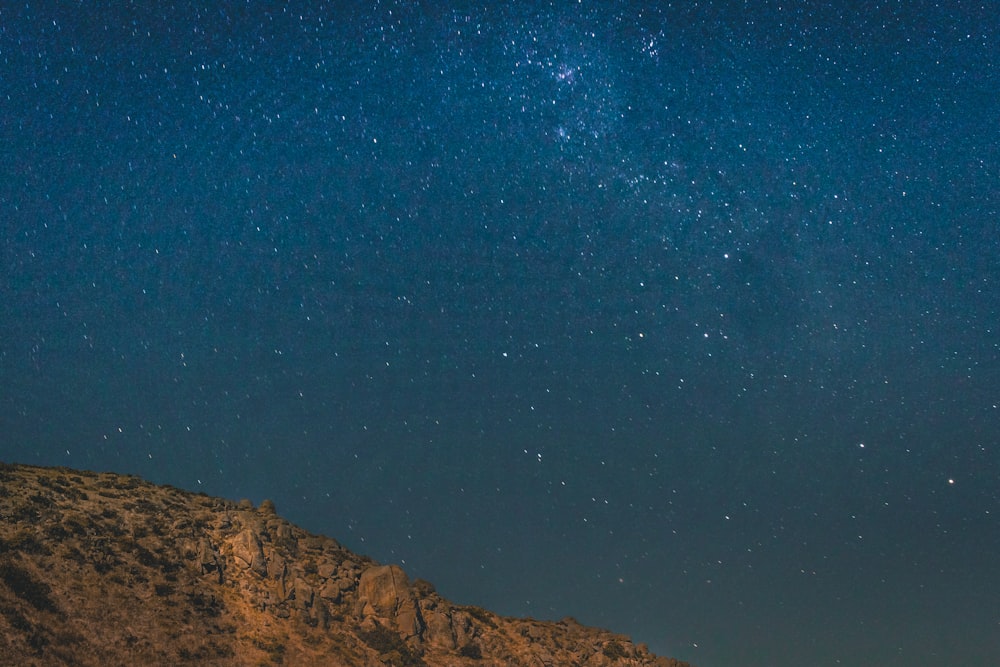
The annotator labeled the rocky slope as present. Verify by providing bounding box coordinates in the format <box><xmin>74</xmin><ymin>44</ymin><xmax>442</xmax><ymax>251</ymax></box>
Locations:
<box><xmin>0</xmin><ymin>462</ymin><xmax>691</xmax><ymax>666</ymax></box>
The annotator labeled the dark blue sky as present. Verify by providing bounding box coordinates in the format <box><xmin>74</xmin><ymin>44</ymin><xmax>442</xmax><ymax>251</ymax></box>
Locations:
<box><xmin>2</xmin><ymin>2</ymin><xmax>999</xmax><ymax>665</ymax></box>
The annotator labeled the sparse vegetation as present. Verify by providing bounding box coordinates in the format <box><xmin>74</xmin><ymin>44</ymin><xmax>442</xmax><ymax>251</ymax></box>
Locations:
<box><xmin>62</xmin><ymin>545</ymin><xmax>86</xmax><ymax>565</ymax></box>
<box><xmin>187</xmin><ymin>591</ymin><xmax>223</xmax><ymax>617</ymax></box>
<box><xmin>0</xmin><ymin>559</ymin><xmax>59</xmax><ymax>613</ymax></box>
<box><xmin>603</xmin><ymin>640</ymin><xmax>628</xmax><ymax>659</ymax></box>
<box><xmin>358</xmin><ymin>623</ymin><xmax>425</xmax><ymax>666</ymax></box>
<box><xmin>110</xmin><ymin>476</ymin><xmax>140</xmax><ymax>491</ymax></box>
<box><xmin>64</xmin><ymin>517</ymin><xmax>88</xmax><ymax>536</ymax></box>
<box><xmin>44</xmin><ymin>523</ymin><xmax>70</xmax><ymax>541</ymax></box>
<box><xmin>458</xmin><ymin>642</ymin><xmax>482</xmax><ymax>659</ymax></box>
<box><xmin>28</xmin><ymin>492</ymin><xmax>54</xmax><ymax>508</ymax></box>
<box><xmin>459</xmin><ymin>604</ymin><xmax>497</xmax><ymax>628</ymax></box>
<box><xmin>412</xmin><ymin>578</ymin><xmax>435</xmax><ymax>595</ymax></box>
<box><xmin>0</xmin><ymin>463</ymin><xmax>683</xmax><ymax>667</ymax></box>
<box><xmin>1</xmin><ymin>601</ymin><xmax>33</xmax><ymax>632</ymax></box>
<box><xmin>252</xmin><ymin>635</ymin><xmax>288</xmax><ymax>664</ymax></box>
<box><xmin>0</xmin><ymin>531</ymin><xmax>49</xmax><ymax>556</ymax></box>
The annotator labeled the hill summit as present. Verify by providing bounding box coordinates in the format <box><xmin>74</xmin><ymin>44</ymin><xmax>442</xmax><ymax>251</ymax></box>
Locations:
<box><xmin>0</xmin><ymin>462</ymin><xmax>691</xmax><ymax>666</ymax></box>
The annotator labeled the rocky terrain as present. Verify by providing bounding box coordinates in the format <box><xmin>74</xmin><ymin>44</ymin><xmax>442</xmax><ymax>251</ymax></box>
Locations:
<box><xmin>0</xmin><ymin>462</ymin><xmax>692</xmax><ymax>666</ymax></box>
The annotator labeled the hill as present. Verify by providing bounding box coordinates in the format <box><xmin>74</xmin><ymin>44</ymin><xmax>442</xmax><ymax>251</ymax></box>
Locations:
<box><xmin>0</xmin><ymin>462</ymin><xmax>691</xmax><ymax>666</ymax></box>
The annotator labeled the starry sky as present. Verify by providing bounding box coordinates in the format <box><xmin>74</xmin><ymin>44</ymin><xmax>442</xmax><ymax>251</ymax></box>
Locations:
<box><xmin>2</xmin><ymin>2</ymin><xmax>999</xmax><ymax>665</ymax></box>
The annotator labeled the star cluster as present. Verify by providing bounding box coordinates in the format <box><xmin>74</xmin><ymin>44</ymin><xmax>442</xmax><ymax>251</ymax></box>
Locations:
<box><xmin>2</xmin><ymin>3</ymin><xmax>999</xmax><ymax>666</ymax></box>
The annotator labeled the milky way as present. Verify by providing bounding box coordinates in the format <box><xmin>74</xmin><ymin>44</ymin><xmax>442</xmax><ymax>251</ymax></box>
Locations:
<box><xmin>2</xmin><ymin>4</ymin><xmax>998</xmax><ymax>666</ymax></box>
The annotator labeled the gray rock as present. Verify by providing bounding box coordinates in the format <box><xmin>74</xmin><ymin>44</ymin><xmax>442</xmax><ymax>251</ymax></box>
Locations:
<box><xmin>197</xmin><ymin>537</ymin><xmax>223</xmax><ymax>583</ymax></box>
<box><xmin>292</xmin><ymin>577</ymin><xmax>313</xmax><ymax>610</ymax></box>
<box><xmin>230</xmin><ymin>528</ymin><xmax>268</xmax><ymax>576</ymax></box>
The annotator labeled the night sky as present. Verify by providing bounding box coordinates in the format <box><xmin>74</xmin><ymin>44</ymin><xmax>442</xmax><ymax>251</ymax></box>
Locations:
<box><xmin>3</xmin><ymin>2</ymin><xmax>999</xmax><ymax>665</ymax></box>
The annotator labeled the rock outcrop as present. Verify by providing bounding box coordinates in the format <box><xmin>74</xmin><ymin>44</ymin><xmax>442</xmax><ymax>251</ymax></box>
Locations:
<box><xmin>0</xmin><ymin>462</ymin><xmax>692</xmax><ymax>666</ymax></box>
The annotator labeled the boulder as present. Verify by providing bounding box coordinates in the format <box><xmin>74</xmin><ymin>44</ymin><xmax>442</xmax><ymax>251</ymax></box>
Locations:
<box><xmin>230</xmin><ymin>528</ymin><xmax>268</xmax><ymax>576</ymax></box>
<box><xmin>197</xmin><ymin>537</ymin><xmax>223</xmax><ymax>583</ymax></box>
<box><xmin>319</xmin><ymin>578</ymin><xmax>344</xmax><ymax>602</ymax></box>
<box><xmin>292</xmin><ymin>577</ymin><xmax>314</xmax><ymax>610</ymax></box>
<box><xmin>357</xmin><ymin>564</ymin><xmax>424</xmax><ymax>640</ymax></box>
<box><xmin>420</xmin><ymin>604</ymin><xmax>457</xmax><ymax>650</ymax></box>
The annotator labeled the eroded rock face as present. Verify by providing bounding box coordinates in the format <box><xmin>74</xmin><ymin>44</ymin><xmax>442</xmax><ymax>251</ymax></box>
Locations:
<box><xmin>358</xmin><ymin>564</ymin><xmax>424</xmax><ymax>640</ymax></box>
<box><xmin>0</xmin><ymin>463</ymin><xmax>693</xmax><ymax>667</ymax></box>
<box><xmin>196</xmin><ymin>536</ymin><xmax>222</xmax><ymax>582</ymax></box>
<box><xmin>229</xmin><ymin>527</ymin><xmax>267</xmax><ymax>576</ymax></box>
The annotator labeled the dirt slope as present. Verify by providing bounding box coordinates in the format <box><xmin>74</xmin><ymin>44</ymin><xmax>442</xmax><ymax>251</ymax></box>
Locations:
<box><xmin>0</xmin><ymin>462</ymin><xmax>692</xmax><ymax>667</ymax></box>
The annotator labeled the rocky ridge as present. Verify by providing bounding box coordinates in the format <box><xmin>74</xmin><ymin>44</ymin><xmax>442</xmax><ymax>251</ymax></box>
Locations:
<box><xmin>0</xmin><ymin>462</ymin><xmax>692</xmax><ymax>666</ymax></box>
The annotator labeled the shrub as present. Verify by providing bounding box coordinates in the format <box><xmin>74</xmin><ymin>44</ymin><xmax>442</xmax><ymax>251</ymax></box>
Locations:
<box><xmin>603</xmin><ymin>640</ymin><xmax>628</xmax><ymax>659</ymax></box>
<box><xmin>358</xmin><ymin>623</ymin><xmax>425</xmax><ymax>666</ymax></box>
<box><xmin>0</xmin><ymin>560</ymin><xmax>59</xmax><ymax>613</ymax></box>
<box><xmin>458</xmin><ymin>642</ymin><xmax>482</xmax><ymax>659</ymax></box>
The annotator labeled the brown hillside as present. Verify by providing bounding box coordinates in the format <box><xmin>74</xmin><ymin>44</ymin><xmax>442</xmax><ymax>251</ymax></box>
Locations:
<box><xmin>0</xmin><ymin>462</ymin><xmax>691</xmax><ymax>667</ymax></box>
